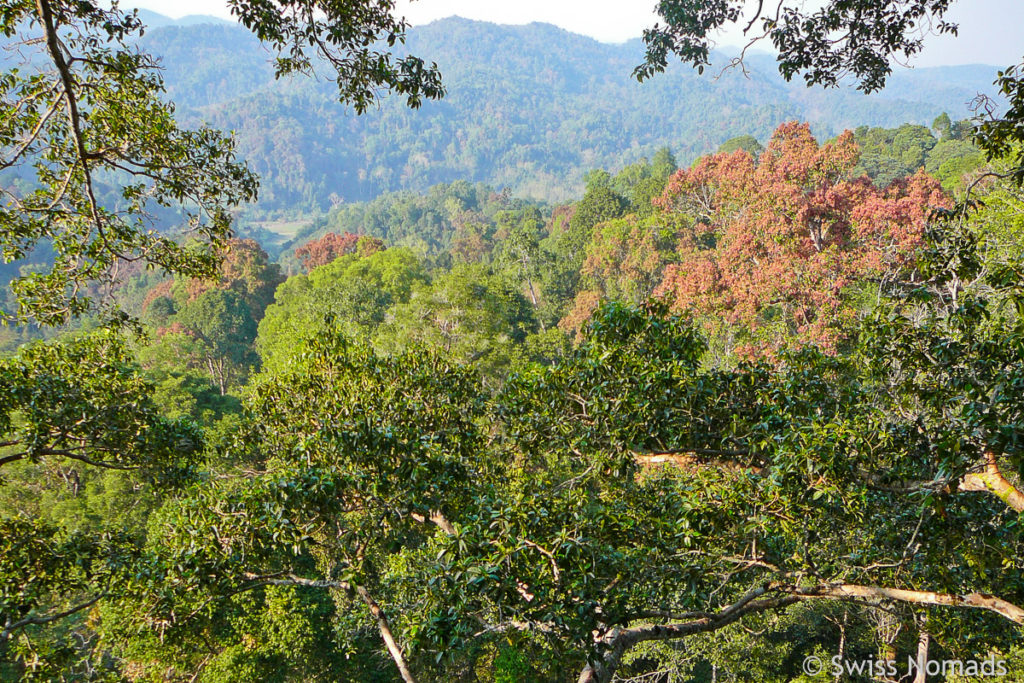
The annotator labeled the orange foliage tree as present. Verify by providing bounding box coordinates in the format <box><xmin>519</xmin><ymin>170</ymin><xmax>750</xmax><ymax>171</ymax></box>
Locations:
<box><xmin>294</xmin><ymin>232</ymin><xmax>385</xmax><ymax>270</ymax></box>
<box><xmin>654</xmin><ymin>122</ymin><xmax>950</xmax><ymax>356</ymax></box>
<box><xmin>295</xmin><ymin>231</ymin><xmax>360</xmax><ymax>269</ymax></box>
<box><xmin>143</xmin><ymin>239</ymin><xmax>284</xmax><ymax>324</ymax></box>
<box><xmin>183</xmin><ymin>238</ymin><xmax>284</xmax><ymax>317</ymax></box>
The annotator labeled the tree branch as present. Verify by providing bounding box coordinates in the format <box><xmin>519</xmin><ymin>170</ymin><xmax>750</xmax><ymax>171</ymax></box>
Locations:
<box><xmin>790</xmin><ymin>583</ymin><xmax>1024</xmax><ymax>625</ymax></box>
<box><xmin>238</xmin><ymin>573</ymin><xmax>416</xmax><ymax>682</ymax></box>
<box><xmin>633</xmin><ymin>448</ymin><xmax>762</xmax><ymax>474</ymax></box>
<box><xmin>0</xmin><ymin>452</ymin><xmax>26</xmax><ymax>468</ymax></box>
<box><xmin>409</xmin><ymin>509</ymin><xmax>456</xmax><ymax>535</ymax></box>
<box><xmin>578</xmin><ymin>584</ymin><xmax>798</xmax><ymax>683</ymax></box>
<box><xmin>0</xmin><ymin>447</ymin><xmax>138</xmax><ymax>470</ymax></box>
<box><xmin>577</xmin><ymin>581</ymin><xmax>1024</xmax><ymax>683</ymax></box>
<box><xmin>0</xmin><ymin>594</ymin><xmax>105</xmax><ymax>646</ymax></box>
<box><xmin>354</xmin><ymin>585</ymin><xmax>418</xmax><ymax>683</ymax></box>
<box><xmin>958</xmin><ymin>452</ymin><xmax>1024</xmax><ymax>513</ymax></box>
<box><xmin>35</xmin><ymin>0</ymin><xmax>115</xmax><ymax>255</ymax></box>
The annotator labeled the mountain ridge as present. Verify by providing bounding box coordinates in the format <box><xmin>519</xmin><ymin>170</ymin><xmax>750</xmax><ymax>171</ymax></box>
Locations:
<box><xmin>45</xmin><ymin>17</ymin><xmax>1019</xmax><ymax>213</ymax></box>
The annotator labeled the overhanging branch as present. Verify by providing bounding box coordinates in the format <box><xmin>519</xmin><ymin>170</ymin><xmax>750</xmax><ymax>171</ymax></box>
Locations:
<box><xmin>577</xmin><ymin>581</ymin><xmax>1024</xmax><ymax>683</ymax></box>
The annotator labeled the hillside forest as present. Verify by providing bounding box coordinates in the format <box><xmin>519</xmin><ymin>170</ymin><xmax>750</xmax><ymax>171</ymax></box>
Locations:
<box><xmin>1</xmin><ymin>2</ymin><xmax>1024</xmax><ymax>683</ymax></box>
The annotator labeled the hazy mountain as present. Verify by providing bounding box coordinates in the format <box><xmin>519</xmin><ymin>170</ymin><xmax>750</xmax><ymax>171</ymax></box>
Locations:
<box><xmin>86</xmin><ymin>17</ymin><xmax>1017</xmax><ymax>213</ymax></box>
<box><xmin>133</xmin><ymin>9</ymin><xmax>230</xmax><ymax>28</ymax></box>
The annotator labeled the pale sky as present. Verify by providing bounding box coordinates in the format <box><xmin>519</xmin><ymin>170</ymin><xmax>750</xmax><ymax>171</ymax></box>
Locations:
<box><xmin>123</xmin><ymin>0</ymin><xmax>1023</xmax><ymax>67</ymax></box>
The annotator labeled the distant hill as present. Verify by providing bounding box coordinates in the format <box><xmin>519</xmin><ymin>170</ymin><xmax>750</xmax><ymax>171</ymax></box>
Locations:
<box><xmin>62</xmin><ymin>17</ymin><xmax>1020</xmax><ymax>214</ymax></box>
<box><xmin>133</xmin><ymin>9</ymin><xmax>230</xmax><ymax>28</ymax></box>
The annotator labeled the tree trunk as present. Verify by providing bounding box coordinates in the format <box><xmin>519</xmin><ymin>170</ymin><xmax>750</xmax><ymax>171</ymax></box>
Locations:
<box><xmin>913</xmin><ymin>626</ymin><xmax>930</xmax><ymax>683</ymax></box>
<box><xmin>834</xmin><ymin>610</ymin><xmax>847</xmax><ymax>683</ymax></box>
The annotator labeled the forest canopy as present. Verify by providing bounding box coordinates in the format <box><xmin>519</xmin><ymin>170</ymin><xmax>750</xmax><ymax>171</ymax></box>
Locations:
<box><xmin>1</xmin><ymin>1</ymin><xmax>1023</xmax><ymax>682</ymax></box>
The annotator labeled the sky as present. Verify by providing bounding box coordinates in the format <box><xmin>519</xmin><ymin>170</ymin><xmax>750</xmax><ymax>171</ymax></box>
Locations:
<box><xmin>123</xmin><ymin>0</ymin><xmax>1023</xmax><ymax>67</ymax></box>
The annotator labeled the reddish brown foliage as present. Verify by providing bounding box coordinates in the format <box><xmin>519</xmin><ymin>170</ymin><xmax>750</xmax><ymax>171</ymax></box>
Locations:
<box><xmin>141</xmin><ymin>280</ymin><xmax>174</xmax><ymax>314</ymax></box>
<box><xmin>295</xmin><ymin>232</ymin><xmax>362</xmax><ymax>270</ymax></box>
<box><xmin>182</xmin><ymin>239</ymin><xmax>283</xmax><ymax>314</ymax></box>
<box><xmin>558</xmin><ymin>289</ymin><xmax>602</xmax><ymax>341</ymax></box>
<box><xmin>654</xmin><ymin>122</ymin><xmax>950</xmax><ymax>355</ymax></box>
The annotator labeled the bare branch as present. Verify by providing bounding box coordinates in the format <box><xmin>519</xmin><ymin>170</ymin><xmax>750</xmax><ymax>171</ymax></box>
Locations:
<box><xmin>633</xmin><ymin>448</ymin><xmax>762</xmax><ymax>474</ymax></box>
<box><xmin>354</xmin><ymin>585</ymin><xmax>418</xmax><ymax>683</ymax></box>
<box><xmin>791</xmin><ymin>583</ymin><xmax>1024</xmax><ymax>625</ymax></box>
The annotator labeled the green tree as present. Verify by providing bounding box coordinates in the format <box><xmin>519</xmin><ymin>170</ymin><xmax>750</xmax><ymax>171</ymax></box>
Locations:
<box><xmin>257</xmin><ymin>247</ymin><xmax>428</xmax><ymax>372</ymax></box>
<box><xmin>608</xmin><ymin>152</ymin><xmax>679</xmax><ymax>217</ymax></box>
<box><xmin>552</xmin><ymin>184</ymin><xmax>631</xmax><ymax>309</ymax></box>
<box><xmin>570</xmin><ymin>185</ymin><xmax>629</xmax><ymax>240</ymax></box>
<box><xmin>379</xmin><ymin>264</ymin><xmax>537</xmax><ymax>381</ymax></box>
<box><xmin>494</xmin><ymin>208</ymin><xmax>547</xmax><ymax>311</ymax></box>
<box><xmin>135</xmin><ymin>332</ymin><xmax>242</xmax><ymax>424</ymax></box>
<box><xmin>933</xmin><ymin>112</ymin><xmax>953</xmax><ymax>140</ymax></box>
<box><xmin>103</xmin><ymin>337</ymin><xmax>486</xmax><ymax>681</ymax></box>
<box><xmin>0</xmin><ymin>333</ymin><xmax>203</xmax><ymax>669</ymax></box>
<box><xmin>925</xmin><ymin>139</ymin><xmax>986</xmax><ymax>192</ymax></box>
<box><xmin>60</xmin><ymin>295</ymin><xmax>1023</xmax><ymax>683</ymax></box>
<box><xmin>175</xmin><ymin>289</ymin><xmax>259</xmax><ymax>395</ymax></box>
<box><xmin>718</xmin><ymin>134</ymin><xmax>764</xmax><ymax>156</ymax></box>
<box><xmin>853</xmin><ymin>123</ymin><xmax>939</xmax><ymax>186</ymax></box>
<box><xmin>650</xmin><ymin>146</ymin><xmax>678</xmax><ymax>180</ymax></box>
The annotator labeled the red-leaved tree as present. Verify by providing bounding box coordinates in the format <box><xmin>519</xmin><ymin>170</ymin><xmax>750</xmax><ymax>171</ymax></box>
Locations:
<box><xmin>295</xmin><ymin>231</ymin><xmax>361</xmax><ymax>270</ymax></box>
<box><xmin>294</xmin><ymin>232</ymin><xmax>383</xmax><ymax>270</ymax></box>
<box><xmin>654</xmin><ymin>122</ymin><xmax>950</xmax><ymax>356</ymax></box>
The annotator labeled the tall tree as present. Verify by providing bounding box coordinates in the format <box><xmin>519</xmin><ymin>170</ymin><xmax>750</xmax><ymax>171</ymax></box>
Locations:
<box><xmin>494</xmin><ymin>208</ymin><xmax>547</xmax><ymax>310</ymax></box>
<box><xmin>0</xmin><ymin>2</ymin><xmax>444</xmax><ymax>671</ymax></box>
<box><xmin>174</xmin><ymin>289</ymin><xmax>259</xmax><ymax>395</ymax></box>
<box><xmin>257</xmin><ymin>247</ymin><xmax>427</xmax><ymax>372</ymax></box>
<box><xmin>379</xmin><ymin>263</ymin><xmax>537</xmax><ymax>380</ymax></box>
<box><xmin>655</xmin><ymin>122</ymin><xmax>949</xmax><ymax>356</ymax></box>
